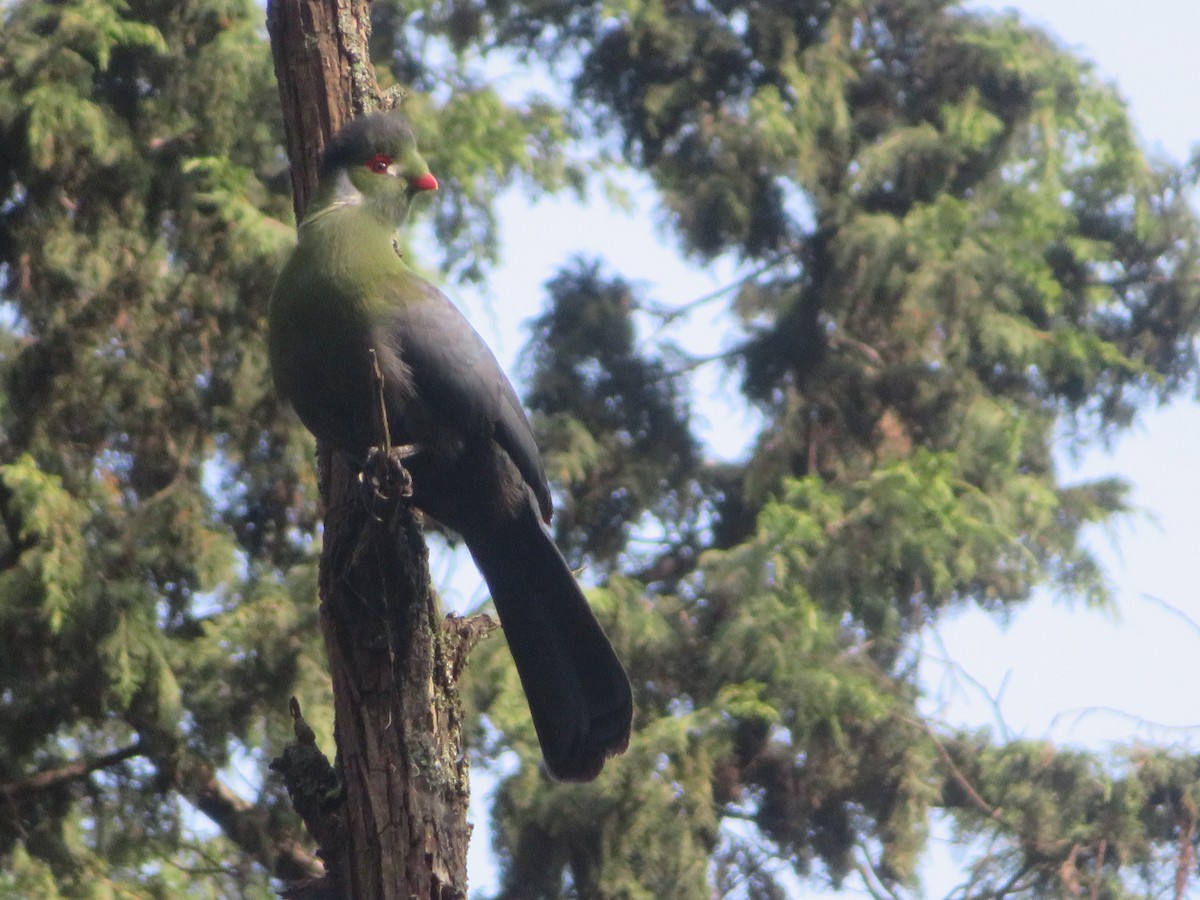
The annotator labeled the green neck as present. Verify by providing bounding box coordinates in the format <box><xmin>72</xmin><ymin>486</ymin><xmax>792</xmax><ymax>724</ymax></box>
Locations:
<box><xmin>291</xmin><ymin>197</ymin><xmax>416</xmax><ymax>321</ymax></box>
<box><xmin>304</xmin><ymin>168</ymin><xmax>411</xmax><ymax>231</ymax></box>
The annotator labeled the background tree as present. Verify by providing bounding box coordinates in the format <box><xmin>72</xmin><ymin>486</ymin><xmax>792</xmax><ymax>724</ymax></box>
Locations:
<box><xmin>456</xmin><ymin>1</ymin><xmax>1200</xmax><ymax>897</ymax></box>
<box><xmin>0</xmin><ymin>0</ymin><xmax>1198</xmax><ymax>898</ymax></box>
<box><xmin>0</xmin><ymin>0</ymin><xmax>571</xmax><ymax>894</ymax></box>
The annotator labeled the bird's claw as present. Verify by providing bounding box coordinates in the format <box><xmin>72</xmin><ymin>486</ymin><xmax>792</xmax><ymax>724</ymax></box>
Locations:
<box><xmin>359</xmin><ymin>443</ymin><xmax>420</xmax><ymax>504</ymax></box>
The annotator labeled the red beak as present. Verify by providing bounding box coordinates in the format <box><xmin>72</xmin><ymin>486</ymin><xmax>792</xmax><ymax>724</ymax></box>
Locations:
<box><xmin>409</xmin><ymin>172</ymin><xmax>439</xmax><ymax>192</ymax></box>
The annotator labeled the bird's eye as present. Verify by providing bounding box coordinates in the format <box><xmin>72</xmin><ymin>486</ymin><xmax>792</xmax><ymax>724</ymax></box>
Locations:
<box><xmin>366</xmin><ymin>153</ymin><xmax>392</xmax><ymax>175</ymax></box>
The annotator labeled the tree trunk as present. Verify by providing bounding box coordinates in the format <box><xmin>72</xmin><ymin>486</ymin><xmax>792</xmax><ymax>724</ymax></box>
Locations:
<box><xmin>266</xmin><ymin>0</ymin><xmax>377</xmax><ymax>216</ymax></box>
<box><xmin>265</xmin><ymin>3</ymin><xmax>473</xmax><ymax>897</ymax></box>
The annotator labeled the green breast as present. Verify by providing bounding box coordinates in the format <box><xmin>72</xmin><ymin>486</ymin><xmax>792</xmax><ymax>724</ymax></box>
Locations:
<box><xmin>268</xmin><ymin>206</ymin><xmax>404</xmax><ymax>452</ymax></box>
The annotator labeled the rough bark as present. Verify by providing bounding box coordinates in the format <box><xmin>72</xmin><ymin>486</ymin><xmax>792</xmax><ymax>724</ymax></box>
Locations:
<box><xmin>314</xmin><ymin>475</ymin><xmax>472</xmax><ymax>900</ymax></box>
<box><xmin>266</xmin><ymin>2</ymin><xmax>472</xmax><ymax>897</ymax></box>
<box><xmin>266</xmin><ymin>0</ymin><xmax>377</xmax><ymax>218</ymax></box>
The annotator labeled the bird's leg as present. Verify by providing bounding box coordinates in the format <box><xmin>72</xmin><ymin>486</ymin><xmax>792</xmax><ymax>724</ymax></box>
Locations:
<box><xmin>359</xmin><ymin>349</ymin><xmax>417</xmax><ymax>503</ymax></box>
<box><xmin>367</xmin><ymin>348</ymin><xmax>393</xmax><ymax>458</ymax></box>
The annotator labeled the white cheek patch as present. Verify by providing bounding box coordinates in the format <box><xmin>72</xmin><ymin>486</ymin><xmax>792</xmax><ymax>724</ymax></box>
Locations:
<box><xmin>386</xmin><ymin>162</ymin><xmax>402</xmax><ymax>177</ymax></box>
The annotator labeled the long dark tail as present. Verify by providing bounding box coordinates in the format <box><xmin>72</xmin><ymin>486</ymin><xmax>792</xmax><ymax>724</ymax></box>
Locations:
<box><xmin>463</xmin><ymin>504</ymin><xmax>633</xmax><ymax>781</ymax></box>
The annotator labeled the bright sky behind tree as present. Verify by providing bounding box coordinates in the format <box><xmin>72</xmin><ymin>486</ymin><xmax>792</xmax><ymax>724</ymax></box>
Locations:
<box><xmin>449</xmin><ymin>1</ymin><xmax>1200</xmax><ymax>895</ymax></box>
<box><xmin>927</xmin><ymin>0</ymin><xmax>1200</xmax><ymax>748</ymax></box>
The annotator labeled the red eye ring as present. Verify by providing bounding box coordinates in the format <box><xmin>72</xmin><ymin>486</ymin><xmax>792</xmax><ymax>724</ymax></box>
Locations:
<box><xmin>366</xmin><ymin>153</ymin><xmax>392</xmax><ymax>174</ymax></box>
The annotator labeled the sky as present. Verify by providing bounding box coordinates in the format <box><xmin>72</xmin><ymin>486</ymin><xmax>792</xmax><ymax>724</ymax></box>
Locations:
<box><xmin>443</xmin><ymin>1</ymin><xmax>1200</xmax><ymax>895</ymax></box>
<box><xmin>921</xmin><ymin>0</ymin><xmax>1200</xmax><ymax>750</ymax></box>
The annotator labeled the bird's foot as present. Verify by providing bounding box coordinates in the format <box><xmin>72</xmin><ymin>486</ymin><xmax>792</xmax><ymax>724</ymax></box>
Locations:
<box><xmin>359</xmin><ymin>443</ymin><xmax>420</xmax><ymax>503</ymax></box>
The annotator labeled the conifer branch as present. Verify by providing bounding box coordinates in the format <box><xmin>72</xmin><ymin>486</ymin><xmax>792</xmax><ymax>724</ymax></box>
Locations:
<box><xmin>904</xmin><ymin>715</ymin><xmax>1003</xmax><ymax>822</ymax></box>
<box><xmin>181</xmin><ymin>757</ymin><xmax>326</xmax><ymax>883</ymax></box>
<box><xmin>0</xmin><ymin>741</ymin><xmax>144</xmax><ymax>799</ymax></box>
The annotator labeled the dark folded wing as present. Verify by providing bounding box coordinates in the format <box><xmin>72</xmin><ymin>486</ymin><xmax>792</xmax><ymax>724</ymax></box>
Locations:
<box><xmin>382</xmin><ymin>277</ymin><xmax>553</xmax><ymax>521</ymax></box>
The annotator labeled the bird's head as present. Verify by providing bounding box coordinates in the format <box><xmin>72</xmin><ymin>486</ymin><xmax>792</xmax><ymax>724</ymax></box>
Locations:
<box><xmin>318</xmin><ymin>113</ymin><xmax>438</xmax><ymax>224</ymax></box>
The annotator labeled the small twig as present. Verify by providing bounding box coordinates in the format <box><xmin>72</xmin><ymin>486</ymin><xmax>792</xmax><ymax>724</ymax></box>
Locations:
<box><xmin>990</xmin><ymin>859</ymin><xmax>1036</xmax><ymax>898</ymax></box>
<box><xmin>269</xmin><ymin>698</ymin><xmax>342</xmax><ymax>891</ymax></box>
<box><xmin>1140</xmin><ymin>592</ymin><xmax>1200</xmax><ymax>640</ymax></box>
<box><xmin>1049</xmin><ymin>705</ymin><xmax>1200</xmax><ymax>736</ymax></box>
<box><xmin>1058</xmin><ymin>843</ymin><xmax>1082</xmax><ymax>896</ymax></box>
<box><xmin>923</xmin><ymin>627</ymin><xmax>1013</xmax><ymax>742</ymax></box>
<box><xmin>828</xmin><ymin>329</ymin><xmax>883</xmax><ymax>365</ymax></box>
<box><xmin>289</xmin><ymin>696</ymin><xmax>317</xmax><ymax>746</ymax></box>
<box><xmin>442</xmin><ymin>613</ymin><xmax>499</xmax><ymax>681</ymax></box>
<box><xmin>1090</xmin><ymin>838</ymin><xmax>1106</xmax><ymax>900</ymax></box>
<box><xmin>368</xmin><ymin>348</ymin><xmax>391</xmax><ymax>456</ymax></box>
<box><xmin>642</xmin><ymin>255</ymin><xmax>789</xmax><ymax>334</ymax></box>
<box><xmin>902</xmin><ymin>715</ymin><xmax>1003</xmax><ymax>822</ymax></box>
<box><xmin>853</xmin><ymin>844</ymin><xmax>906</xmax><ymax>900</ymax></box>
<box><xmin>656</xmin><ymin>346</ymin><xmax>744</xmax><ymax>381</ymax></box>
<box><xmin>946</xmin><ymin>824</ymin><xmax>1009</xmax><ymax>898</ymax></box>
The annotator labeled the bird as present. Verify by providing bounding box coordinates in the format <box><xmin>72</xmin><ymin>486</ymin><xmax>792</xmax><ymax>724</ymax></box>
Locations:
<box><xmin>268</xmin><ymin>112</ymin><xmax>633</xmax><ymax>781</ymax></box>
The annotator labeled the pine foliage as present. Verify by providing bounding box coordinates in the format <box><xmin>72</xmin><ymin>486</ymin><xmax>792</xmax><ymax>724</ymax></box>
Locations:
<box><xmin>460</xmin><ymin>1</ymin><xmax>1200</xmax><ymax>896</ymax></box>
<box><xmin>0</xmin><ymin>0</ymin><xmax>572</xmax><ymax>893</ymax></box>
<box><xmin>2</xmin><ymin>0</ymin><xmax>1199</xmax><ymax>897</ymax></box>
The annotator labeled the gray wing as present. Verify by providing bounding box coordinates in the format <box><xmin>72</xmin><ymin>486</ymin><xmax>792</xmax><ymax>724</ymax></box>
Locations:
<box><xmin>381</xmin><ymin>277</ymin><xmax>553</xmax><ymax>522</ymax></box>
